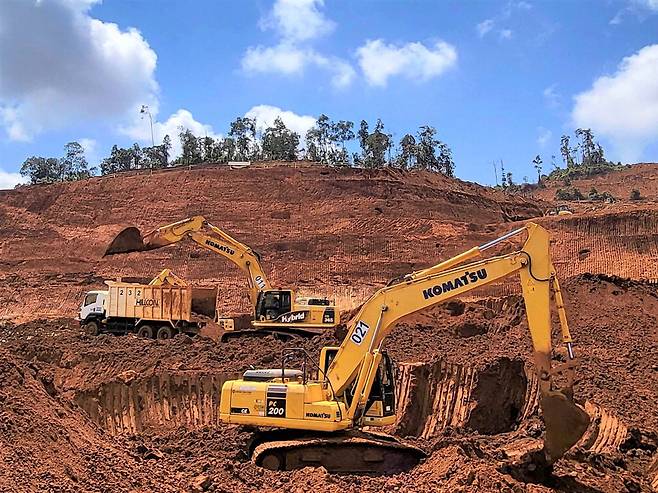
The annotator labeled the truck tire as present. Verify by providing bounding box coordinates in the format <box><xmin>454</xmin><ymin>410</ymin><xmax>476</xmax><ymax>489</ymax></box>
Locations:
<box><xmin>156</xmin><ymin>326</ymin><xmax>175</xmax><ymax>340</ymax></box>
<box><xmin>83</xmin><ymin>321</ymin><xmax>100</xmax><ymax>336</ymax></box>
<box><xmin>137</xmin><ymin>325</ymin><xmax>154</xmax><ymax>338</ymax></box>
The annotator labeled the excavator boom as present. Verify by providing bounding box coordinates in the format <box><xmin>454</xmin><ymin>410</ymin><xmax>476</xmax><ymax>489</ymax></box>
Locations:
<box><xmin>105</xmin><ymin>216</ymin><xmax>270</xmax><ymax>305</ymax></box>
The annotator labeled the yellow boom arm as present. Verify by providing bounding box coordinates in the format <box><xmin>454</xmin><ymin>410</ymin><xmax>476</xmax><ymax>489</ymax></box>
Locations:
<box><xmin>330</xmin><ymin>222</ymin><xmax>587</xmax><ymax>461</ymax></box>
<box><xmin>134</xmin><ymin>216</ymin><xmax>270</xmax><ymax>305</ymax></box>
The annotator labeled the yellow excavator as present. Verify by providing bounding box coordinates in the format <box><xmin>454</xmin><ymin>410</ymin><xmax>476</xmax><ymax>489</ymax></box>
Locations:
<box><xmin>105</xmin><ymin>216</ymin><xmax>338</xmax><ymax>339</ymax></box>
<box><xmin>219</xmin><ymin>222</ymin><xmax>591</xmax><ymax>473</ymax></box>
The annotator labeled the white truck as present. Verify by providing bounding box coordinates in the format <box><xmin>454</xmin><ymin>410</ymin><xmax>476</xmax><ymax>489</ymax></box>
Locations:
<box><xmin>78</xmin><ymin>277</ymin><xmax>217</xmax><ymax>339</ymax></box>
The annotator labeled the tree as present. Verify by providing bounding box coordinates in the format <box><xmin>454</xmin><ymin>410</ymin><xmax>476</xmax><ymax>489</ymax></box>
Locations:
<box><xmin>359</xmin><ymin>119</ymin><xmax>391</xmax><ymax>168</ymax></box>
<box><xmin>330</xmin><ymin>120</ymin><xmax>354</xmax><ymax>165</ymax></box>
<box><xmin>20</xmin><ymin>156</ymin><xmax>59</xmax><ymax>184</ymax></box>
<box><xmin>60</xmin><ymin>141</ymin><xmax>93</xmax><ymax>180</ymax></box>
<box><xmin>398</xmin><ymin>134</ymin><xmax>416</xmax><ymax>170</ymax></box>
<box><xmin>202</xmin><ymin>136</ymin><xmax>215</xmax><ymax>162</ymax></box>
<box><xmin>20</xmin><ymin>141</ymin><xmax>94</xmax><ymax>184</ymax></box>
<box><xmin>100</xmin><ymin>144</ymin><xmax>141</xmax><ymax>174</ymax></box>
<box><xmin>142</xmin><ymin>136</ymin><xmax>171</xmax><ymax>170</ymax></box>
<box><xmin>262</xmin><ymin>117</ymin><xmax>300</xmax><ymax>161</ymax></box>
<box><xmin>630</xmin><ymin>189</ymin><xmax>641</xmax><ymax>201</ymax></box>
<box><xmin>560</xmin><ymin>135</ymin><xmax>575</xmax><ymax>168</ymax></box>
<box><xmin>305</xmin><ymin>114</ymin><xmax>350</xmax><ymax>165</ymax></box>
<box><xmin>437</xmin><ymin>142</ymin><xmax>455</xmax><ymax>177</ymax></box>
<box><xmin>414</xmin><ymin>126</ymin><xmax>454</xmax><ymax>176</ymax></box>
<box><xmin>532</xmin><ymin>155</ymin><xmax>543</xmax><ymax>184</ymax></box>
<box><xmin>162</xmin><ymin>135</ymin><xmax>172</xmax><ymax>166</ymax></box>
<box><xmin>228</xmin><ymin>117</ymin><xmax>257</xmax><ymax>160</ymax></box>
<box><xmin>178</xmin><ymin>129</ymin><xmax>202</xmax><ymax>165</ymax></box>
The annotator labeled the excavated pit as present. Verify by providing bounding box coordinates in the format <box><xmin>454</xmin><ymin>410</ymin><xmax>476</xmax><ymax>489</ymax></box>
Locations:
<box><xmin>74</xmin><ymin>358</ymin><xmax>529</xmax><ymax>439</ymax></box>
<box><xmin>74</xmin><ymin>371</ymin><xmax>239</xmax><ymax>435</ymax></box>
<box><xmin>394</xmin><ymin>357</ymin><xmax>531</xmax><ymax>439</ymax></box>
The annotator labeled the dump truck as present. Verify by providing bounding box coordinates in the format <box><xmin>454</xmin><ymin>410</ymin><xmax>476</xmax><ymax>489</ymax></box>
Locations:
<box><xmin>78</xmin><ymin>272</ymin><xmax>217</xmax><ymax>339</ymax></box>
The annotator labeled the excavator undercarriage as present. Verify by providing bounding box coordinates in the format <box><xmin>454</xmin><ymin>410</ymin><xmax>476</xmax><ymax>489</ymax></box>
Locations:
<box><xmin>249</xmin><ymin>429</ymin><xmax>425</xmax><ymax>474</ymax></box>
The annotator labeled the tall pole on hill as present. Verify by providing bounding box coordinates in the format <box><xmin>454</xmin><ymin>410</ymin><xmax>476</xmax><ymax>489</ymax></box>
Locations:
<box><xmin>140</xmin><ymin>105</ymin><xmax>155</xmax><ymax>147</ymax></box>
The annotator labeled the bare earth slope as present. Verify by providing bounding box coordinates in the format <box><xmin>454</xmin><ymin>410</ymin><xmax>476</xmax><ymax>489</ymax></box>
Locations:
<box><xmin>0</xmin><ymin>163</ymin><xmax>543</xmax><ymax>320</ymax></box>
<box><xmin>2</xmin><ymin>162</ymin><xmax>658</xmax><ymax>492</ymax></box>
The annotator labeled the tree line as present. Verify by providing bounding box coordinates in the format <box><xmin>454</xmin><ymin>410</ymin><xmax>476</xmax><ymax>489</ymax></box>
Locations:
<box><xmin>493</xmin><ymin>128</ymin><xmax>615</xmax><ymax>192</ymax></box>
<box><xmin>19</xmin><ymin>114</ymin><xmax>455</xmax><ymax>185</ymax></box>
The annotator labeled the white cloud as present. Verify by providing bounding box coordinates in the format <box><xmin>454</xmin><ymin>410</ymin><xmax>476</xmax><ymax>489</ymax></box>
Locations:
<box><xmin>477</xmin><ymin>19</ymin><xmax>495</xmax><ymax>37</ymax></box>
<box><xmin>242</xmin><ymin>0</ymin><xmax>354</xmax><ymax>88</ymax></box>
<box><xmin>611</xmin><ymin>1</ymin><xmax>658</xmax><ymax>24</ymax></box>
<box><xmin>242</xmin><ymin>43</ymin><xmax>354</xmax><ymax>88</ymax></box>
<box><xmin>637</xmin><ymin>0</ymin><xmax>658</xmax><ymax>10</ymax></box>
<box><xmin>537</xmin><ymin>127</ymin><xmax>552</xmax><ymax>147</ymax></box>
<box><xmin>356</xmin><ymin>39</ymin><xmax>457</xmax><ymax>87</ymax></box>
<box><xmin>499</xmin><ymin>29</ymin><xmax>513</xmax><ymax>40</ymax></box>
<box><xmin>245</xmin><ymin>105</ymin><xmax>316</xmax><ymax>138</ymax></box>
<box><xmin>78</xmin><ymin>137</ymin><xmax>98</xmax><ymax>166</ymax></box>
<box><xmin>121</xmin><ymin>108</ymin><xmax>221</xmax><ymax>158</ymax></box>
<box><xmin>0</xmin><ymin>0</ymin><xmax>158</xmax><ymax>141</ymax></box>
<box><xmin>261</xmin><ymin>0</ymin><xmax>334</xmax><ymax>42</ymax></box>
<box><xmin>572</xmin><ymin>44</ymin><xmax>658</xmax><ymax>161</ymax></box>
<box><xmin>543</xmin><ymin>84</ymin><xmax>561</xmax><ymax>108</ymax></box>
<box><xmin>0</xmin><ymin>169</ymin><xmax>28</xmax><ymax>190</ymax></box>
<box><xmin>242</xmin><ymin>43</ymin><xmax>311</xmax><ymax>75</ymax></box>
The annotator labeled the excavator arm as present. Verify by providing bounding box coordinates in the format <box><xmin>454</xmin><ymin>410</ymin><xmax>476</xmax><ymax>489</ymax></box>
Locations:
<box><xmin>330</xmin><ymin>222</ymin><xmax>588</xmax><ymax>462</ymax></box>
<box><xmin>106</xmin><ymin>216</ymin><xmax>270</xmax><ymax>305</ymax></box>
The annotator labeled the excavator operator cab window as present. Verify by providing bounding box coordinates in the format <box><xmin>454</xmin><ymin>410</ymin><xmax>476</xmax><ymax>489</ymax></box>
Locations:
<box><xmin>364</xmin><ymin>352</ymin><xmax>396</xmax><ymax>418</ymax></box>
<box><xmin>257</xmin><ymin>290</ymin><xmax>292</xmax><ymax>320</ymax></box>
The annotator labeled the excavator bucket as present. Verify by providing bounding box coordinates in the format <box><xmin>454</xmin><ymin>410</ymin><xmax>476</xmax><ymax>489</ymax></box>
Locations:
<box><xmin>104</xmin><ymin>227</ymin><xmax>149</xmax><ymax>256</ymax></box>
<box><xmin>540</xmin><ymin>390</ymin><xmax>590</xmax><ymax>463</ymax></box>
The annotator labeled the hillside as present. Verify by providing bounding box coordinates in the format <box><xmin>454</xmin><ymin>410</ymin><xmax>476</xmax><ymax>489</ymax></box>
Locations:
<box><xmin>536</xmin><ymin>162</ymin><xmax>658</xmax><ymax>206</ymax></box>
<box><xmin>4</xmin><ymin>162</ymin><xmax>658</xmax><ymax>320</ymax></box>
<box><xmin>0</xmin><ymin>163</ymin><xmax>544</xmax><ymax>321</ymax></box>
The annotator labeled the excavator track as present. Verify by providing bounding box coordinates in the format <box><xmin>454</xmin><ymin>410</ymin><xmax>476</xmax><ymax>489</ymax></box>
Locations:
<box><xmin>251</xmin><ymin>430</ymin><xmax>426</xmax><ymax>474</ymax></box>
<box><xmin>220</xmin><ymin>327</ymin><xmax>325</xmax><ymax>342</ymax></box>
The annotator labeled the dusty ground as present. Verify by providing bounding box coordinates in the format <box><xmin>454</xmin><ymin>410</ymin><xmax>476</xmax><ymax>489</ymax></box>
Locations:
<box><xmin>0</xmin><ymin>275</ymin><xmax>656</xmax><ymax>492</ymax></box>
<box><xmin>1</xmin><ymin>163</ymin><xmax>657</xmax><ymax>492</ymax></box>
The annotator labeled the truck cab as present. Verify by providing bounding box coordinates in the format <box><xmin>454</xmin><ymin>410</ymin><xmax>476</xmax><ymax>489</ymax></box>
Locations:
<box><xmin>79</xmin><ymin>290</ymin><xmax>107</xmax><ymax>324</ymax></box>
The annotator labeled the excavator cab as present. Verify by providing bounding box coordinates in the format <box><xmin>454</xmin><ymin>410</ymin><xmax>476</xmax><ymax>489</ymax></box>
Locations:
<box><xmin>256</xmin><ymin>290</ymin><xmax>293</xmax><ymax>321</ymax></box>
<box><xmin>363</xmin><ymin>353</ymin><xmax>396</xmax><ymax>425</ymax></box>
<box><xmin>320</xmin><ymin>347</ymin><xmax>396</xmax><ymax>426</ymax></box>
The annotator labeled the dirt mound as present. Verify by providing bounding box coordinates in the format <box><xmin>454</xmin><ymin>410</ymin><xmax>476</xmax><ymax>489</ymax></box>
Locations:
<box><xmin>0</xmin><ymin>348</ymin><xmax>185</xmax><ymax>492</ymax></box>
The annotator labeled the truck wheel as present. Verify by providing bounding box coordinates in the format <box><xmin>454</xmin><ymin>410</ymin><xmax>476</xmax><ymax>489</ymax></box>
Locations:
<box><xmin>137</xmin><ymin>325</ymin><xmax>154</xmax><ymax>338</ymax></box>
<box><xmin>83</xmin><ymin>321</ymin><xmax>100</xmax><ymax>336</ymax></box>
<box><xmin>156</xmin><ymin>326</ymin><xmax>174</xmax><ymax>340</ymax></box>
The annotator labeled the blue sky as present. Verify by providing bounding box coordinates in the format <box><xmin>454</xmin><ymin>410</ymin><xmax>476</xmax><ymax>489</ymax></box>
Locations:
<box><xmin>1</xmin><ymin>0</ymin><xmax>657</xmax><ymax>188</ymax></box>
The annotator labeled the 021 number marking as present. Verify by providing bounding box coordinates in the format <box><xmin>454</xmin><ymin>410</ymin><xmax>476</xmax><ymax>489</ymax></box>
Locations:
<box><xmin>350</xmin><ymin>320</ymin><xmax>370</xmax><ymax>345</ymax></box>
